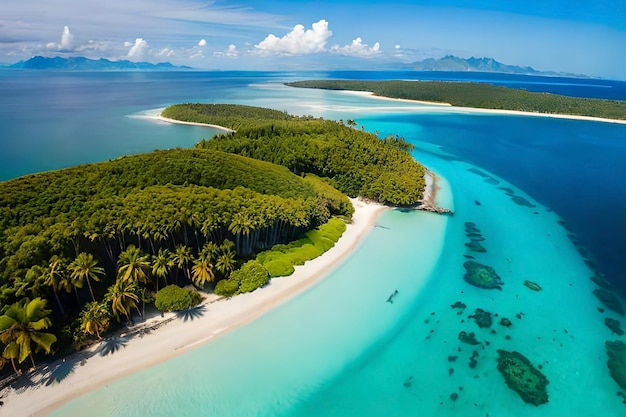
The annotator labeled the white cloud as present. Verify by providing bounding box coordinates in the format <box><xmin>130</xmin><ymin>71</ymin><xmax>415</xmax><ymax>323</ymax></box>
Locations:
<box><xmin>46</xmin><ymin>25</ymin><xmax>75</xmax><ymax>51</ymax></box>
<box><xmin>60</xmin><ymin>26</ymin><xmax>74</xmax><ymax>50</ymax></box>
<box><xmin>331</xmin><ymin>37</ymin><xmax>381</xmax><ymax>57</ymax></box>
<box><xmin>254</xmin><ymin>19</ymin><xmax>331</xmax><ymax>56</ymax></box>
<box><xmin>198</xmin><ymin>39</ymin><xmax>207</xmax><ymax>47</ymax></box>
<box><xmin>157</xmin><ymin>48</ymin><xmax>175</xmax><ymax>57</ymax></box>
<box><xmin>214</xmin><ymin>44</ymin><xmax>238</xmax><ymax>58</ymax></box>
<box><xmin>126</xmin><ymin>38</ymin><xmax>148</xmax><ymax>60</ymax></box>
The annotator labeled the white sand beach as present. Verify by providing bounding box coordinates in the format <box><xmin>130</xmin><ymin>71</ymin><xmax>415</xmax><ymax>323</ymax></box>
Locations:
<box><xmin>341</xmin><ymin>90</ymin><xmax>626</xmax><ymax>125</ymax></box>
<box><xmin>157</xmin><ymin>115</ymin><xmax>236</xmax><ymax>132</ymax></box>
<box><xmin>0</xmin><ymin>199</ymin><xmax>388</xmax><ymax>417</ymax></box>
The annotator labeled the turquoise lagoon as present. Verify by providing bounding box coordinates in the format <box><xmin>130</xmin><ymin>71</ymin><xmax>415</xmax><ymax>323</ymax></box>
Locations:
<box><xmin>1</xmin><ymin>72</ymin><xmax>624</xmax><ymax>416</ymax></box>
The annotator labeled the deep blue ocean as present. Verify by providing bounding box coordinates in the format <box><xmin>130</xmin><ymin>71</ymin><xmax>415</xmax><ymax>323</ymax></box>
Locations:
<box><xmin>2</xmin><ymin>70</ymin><xmax>626</xmax><ymax>416</ymax></box>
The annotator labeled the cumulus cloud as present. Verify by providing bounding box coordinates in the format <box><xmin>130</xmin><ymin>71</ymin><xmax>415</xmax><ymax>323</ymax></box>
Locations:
<box><xmin>331</xmin><ymin>37</ymin><xmax>381</xmax><ymax>57</ymax></box>
<box><xmin>157</xmin><ymin>48</ymin><xmax>175</xmax><ymax>57</ymax></box>
<box><xmin>254</xmin><ymin>19</ymin><xmax>331</xmax><ymax>55</ymax></box>
<box><xmin>126</xmin><ymin>38</ymin><xmax>149</xmax><ymax>59</ymax></box>
<box><xmin>198</xmin><ymin>39</ymin><xmax>207</xmax><ymax>47</ymax></box>
<box><xmin>214</xmin><ymin>44</ymin><xmax>238</xmax><ymax>58</ymax></box>
<box><xmin>46</xmin><ymin>25</ymin><xmax>75</xmax><ymax>51</ymax></box>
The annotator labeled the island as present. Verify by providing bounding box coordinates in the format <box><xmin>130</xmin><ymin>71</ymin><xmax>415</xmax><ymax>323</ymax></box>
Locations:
<box><xmin>0</xmin><ymin>103</ymin><xmax>428</xmax><ymax>404</ymax></box>
<box><xmin>285</xmin><ymin>80</ymin><xmax>626</xmax><ymax>121</ymax></box>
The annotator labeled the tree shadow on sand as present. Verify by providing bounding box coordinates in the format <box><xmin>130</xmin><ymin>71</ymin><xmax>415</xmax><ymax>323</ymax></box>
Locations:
<box><xmin>97</xmin><ymin>337</ymin><xmax>128</xmax><ymax>357</ymax></box>
<box><xmin>43</xmin><ymin>359</ymin><xmax>78</xmax><ymax>386</ymax></box>
<box><xmin>176</xmin><ymin>305</ymin><xmax>206</xmax><ymax>322</ymax></box>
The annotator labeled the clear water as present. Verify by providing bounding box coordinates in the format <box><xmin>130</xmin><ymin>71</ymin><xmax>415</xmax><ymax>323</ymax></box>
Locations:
<box><xmin>1</xmin><ymin>70</ymin><xmax>625</xmax><ymax>416</ymax></box>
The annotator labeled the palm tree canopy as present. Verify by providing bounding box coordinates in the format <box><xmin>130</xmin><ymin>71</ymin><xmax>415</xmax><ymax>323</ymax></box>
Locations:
<box><xmin>117</xmin><ymin>244</ymin><xmax>151</xmax><ymax>284</ymax></box>
<box><xmin>0</xmin><ymin>297</ymin><xmax>57</xmax><ymax>364</ymax></box>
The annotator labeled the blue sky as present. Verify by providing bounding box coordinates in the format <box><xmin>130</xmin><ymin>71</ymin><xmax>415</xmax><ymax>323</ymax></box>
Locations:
<box><xmin>1</xmin><ymin>0</ymin><xmax>625</xmax><ymax>78</ymax></box>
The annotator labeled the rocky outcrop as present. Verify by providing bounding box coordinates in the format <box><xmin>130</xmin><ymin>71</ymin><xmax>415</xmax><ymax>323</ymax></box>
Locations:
<box><xmin>497</xmin><ymin>350</ymin><xmax>549</xmax><ymax>406</ymax></box>
<box><xmin>463</xmin><ymin>261</ymin><xmax>504</xmax><ymax>290</ymax></box>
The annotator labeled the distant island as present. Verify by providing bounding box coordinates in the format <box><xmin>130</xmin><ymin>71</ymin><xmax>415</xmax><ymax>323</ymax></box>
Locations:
<box><xmin>285</xmin><ymin>80</ymin><xmax>626</xmax><ymax>121</ymax></box>
<box><xmin>9</xmin><ymin>56</ymin><xmax>191</xmax><ymax>71</ymax></box>
<box><xmin>410</xmin><ymin>55</ymin><xmax>587</xmax><ymax>78</ymax></box>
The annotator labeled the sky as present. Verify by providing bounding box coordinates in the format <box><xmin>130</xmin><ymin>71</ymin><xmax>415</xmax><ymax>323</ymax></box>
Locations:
<box><xmin>1</xmin><ymin>0</ymin><xmax>625</xmax><ymax>79</ymax></box>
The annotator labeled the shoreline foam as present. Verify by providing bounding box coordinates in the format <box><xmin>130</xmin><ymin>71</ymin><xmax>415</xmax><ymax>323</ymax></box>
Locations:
<box><xmin>0</xmin><ymin>198</ymin><xmax>388</xmax><ymax>417</ymax></box>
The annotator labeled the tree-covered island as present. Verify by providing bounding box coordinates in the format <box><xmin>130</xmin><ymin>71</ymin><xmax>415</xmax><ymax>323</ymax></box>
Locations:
<box><xmin>0</xmin><ymin>104</ymin><xmax>426</xmax><ymax>375</ymax></box>
<box><xmin>285</xmin><ymin>80</ymin><xmax>626</xmax><ymax>120</ymax></box>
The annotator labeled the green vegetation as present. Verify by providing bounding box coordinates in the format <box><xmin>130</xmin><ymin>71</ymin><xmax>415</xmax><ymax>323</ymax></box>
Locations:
<box><xmin>0</xmin><ymin>103</ymin><xmax>425</xmax><ymax>376</ymax></box>
<box><xmin>258</xmin><ymin>217</ymin><xmax>346</xmax><ymax>277</ymax></box>
<box><xmin>214</xmin><ymin>260</ymin><xmax>269</xmax><ymax>296</ymax></box>
<box><xmin>286</xmin><ymin>80</ymin><xmax>626</xmax><ymax>120</ymax></box>
<box><xmin>154</xmin><ymin>285</ymin><xmax>202</xmax><ymax>312</ymax></box>
<box><xmin>163</xmin><ymin>103</ymin><xmax>426</xmax><ymax>205</ymax></box>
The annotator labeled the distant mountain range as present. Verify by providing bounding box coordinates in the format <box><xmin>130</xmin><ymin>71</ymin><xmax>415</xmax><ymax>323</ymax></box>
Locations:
<box><xmin>10</xmin><ymin>56</ymin><xmax>191</xmax><ymax>71</ymax></box>
<box><xmin>411</xmin><ymin>55</ymin><xmax>587</xmax><ymax>78</ymax></box>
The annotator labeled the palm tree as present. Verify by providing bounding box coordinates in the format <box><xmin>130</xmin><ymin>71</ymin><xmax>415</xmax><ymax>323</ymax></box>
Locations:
<box><xmin>151</xmin><ymin>248</ymin><xmax>173</xmax><ymax>291</ymax></box>
<box><xmin>228</xmin><ymin>211</ymin><xmax>254</xmax><ymax>255</ymax></box>
<box><xmin>191</xmin><ymin>255</ymin><xmax>215</xmax><ymax>289</ymax></box>
<box><xmin>173</xmin><ymin>244</ymin><xmax>193</xmax><ymax>283</ymax></box>
<box><xmin>105</xmin><ymin>280</ymin><xmax>140</xmax><ymax>324</ymax></box>
<box><xmin>117</xmin><ymin>244</ymin><xmax>151</xmax><ymax>285</ymax></box>
<box><xmin>79</xmin><ymin>301</ymin><xmax>111</xmax><ymax>339</ymax></box>
<box><xmin>0</xmin><ymin>297</ymin><xmax>57</xmax><ymax>373</ymax></box>
<box><xmin>215</xmin><ymin>240</ymin><xmax>237</xmax><ymax>278</ymax></box>
<box><xmin>43</xmin><ymin>255</ymin><xmax>67</xmax><ymax>316</ymax></box>
<box><xmin>68</xmin><ymin>252</ymin><xmax>105</xmax><ymax>302</ymax></box>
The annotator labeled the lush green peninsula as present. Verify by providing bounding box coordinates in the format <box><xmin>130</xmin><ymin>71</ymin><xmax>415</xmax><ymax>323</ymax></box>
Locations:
<box><xmin>162</xmin><ymin>103</ymin><xmax>426</xmax><ymax>205</ymax></box>
<box><xmin>0</xmin><ymin>104</ymin><xmax>425</xmax><ymax>375</ymax></box>
<box><xmin>285</xmin><ymin>80</ymin><xmax>626</xmax><ymax>120</ymax></box>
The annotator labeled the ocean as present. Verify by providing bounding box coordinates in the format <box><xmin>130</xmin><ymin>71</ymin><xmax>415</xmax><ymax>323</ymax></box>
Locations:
<box><xmin>1</xmin><ymin>70</ymin><xmax>626</xmax><ymax>416</ymax></box>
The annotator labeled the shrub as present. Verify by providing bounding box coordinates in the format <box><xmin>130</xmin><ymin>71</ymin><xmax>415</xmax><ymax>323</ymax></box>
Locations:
<box><xmin>214</xmin><ymin>279</ymin><xmax>240</xmax><ymax>297</ymax></box>
<box><xmin>263</xmin><ymin>258</ymin><xmax>295</xmax><ymax>278</ymax></box>
<box><xmin>234</xmin><ymin>260</ymin><xmax>270</xmax><ymax>294</ymax></box>
<box><xmin>155</xmin><ymin>285</ymin><xmax>202</xmax><ymax>312</ymax></box>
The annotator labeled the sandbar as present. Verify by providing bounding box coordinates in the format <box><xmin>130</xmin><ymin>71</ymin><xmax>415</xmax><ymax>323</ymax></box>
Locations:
<box><xmin>0</xmin><ymin>198</ymin><xmax>388</xmax><ymax>417</ymax></box>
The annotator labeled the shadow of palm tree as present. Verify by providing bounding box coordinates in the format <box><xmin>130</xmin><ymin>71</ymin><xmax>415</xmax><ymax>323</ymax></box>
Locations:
<box><xmin>176</xmin><ymin>305</ymin><xmax>206</xmax><ymax>322</ymax></box>
<box><xmin>97</xmin><ymin>337</ymin><xmax>128</xmax><ymax>357</ymax></box>
<box><xmin>43</xmin><ymin>360</ymin><xmax>77</xmax><ymax>386</ymax></box>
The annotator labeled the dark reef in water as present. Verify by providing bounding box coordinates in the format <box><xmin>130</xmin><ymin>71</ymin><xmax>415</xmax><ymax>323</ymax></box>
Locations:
<box><xmin>606</xmin><ymin>340</ymin><xmax>626</xmax><ymax>390</ymax></box>
<box><xmin>594</xmin><ymin>289</ymin><xmax>625</xmax><ymax>315</ymax></box>
<box><xmin>458</xmin><ymin>331</ymin><xmax>481</xmax><ymax>345</ymax></box>
<box><xmin>605</xmin><ymin>318</ymin><xmax>625</xmax><ymax>336</ymax></box>
<box><xmin>463</xmin><ymin>261</ymin><xmax>504</xmax><ymax>290</ymax></box>
<box><xmin>523</xmin><ymin>280</ymin><xmax>542</xmax><ymax>292</ymax></box>
<box><xmin>468</xmin><ymin>308</ymin><xmax>493</xmax><ymax>328</ymax></box>
<box><xmin>496</xmin><ymin>350</ymin><xmax>549</xmax><ymax>406</ymax></box>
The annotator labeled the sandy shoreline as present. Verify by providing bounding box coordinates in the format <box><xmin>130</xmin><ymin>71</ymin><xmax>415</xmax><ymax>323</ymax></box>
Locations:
<box><xmin>157</xmin><ymin>115</ymin><xmax>235</xmax><ymax>132</ymax></box>
<box><xmin>0</xmin><ymin>198</ymin><xmax>388</xmax><ymax>417</ymax></box>
<box><xmin>340</xmin><ymin>90</ymin><xmax>626</xmax><ymax>125</ymax></box>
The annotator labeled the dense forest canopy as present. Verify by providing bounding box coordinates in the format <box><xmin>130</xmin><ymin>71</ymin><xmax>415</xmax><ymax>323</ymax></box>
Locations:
<box><xmin>162</xmin><ymin>103</ymin><xmax>426</xmax><ymax>204</ymax></box>
<box><xmin>0</xmin><ymin>103</ymin><xmax>427</xmax><ymax>373</ymax></box>
<box><xmin>285</xmin><ymin>80</ymin><xmax>626</xmax><ymax>120</ymax></box>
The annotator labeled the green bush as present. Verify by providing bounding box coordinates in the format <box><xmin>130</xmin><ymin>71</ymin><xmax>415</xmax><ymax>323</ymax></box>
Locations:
<box><xmin>234</xmin><ymin>260</ymin><xmax>270</xmax><ymax>294</ymax></box>
<box><xmin>264</xmin><ymin>259</ymin><xmax>295</xmax><ymax>278</ymax></box>
<box><xmin>214</xmin><ymin>279</ymin><xmax>240</xmax><ymax>297</ymax></box>
<box><xmin>155</xmin><ymin>285</ymin><xmax>202</xmax><ymax>312</ymax></box>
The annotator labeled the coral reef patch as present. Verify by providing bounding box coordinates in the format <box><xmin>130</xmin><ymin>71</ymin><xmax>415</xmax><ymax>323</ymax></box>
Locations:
<box><xmin>496</xmin><ymin>350</ymin><xmax>549</xmax><ymax>406</ymax></box>
<box><xmin>463</xmin><ymin>261</ymin><xmax>504</xmax><ymax>290</ymax></box>
<box><xmin>606</xmin><ymin>340</ymin><xmax>626</xmax><ymax>390</ymax></box>
<box><xmin>594</xmin><ymin>289</ymin><xmax>625</xmax><ymax>315</ymax></box>
<box><xmin>523</xmin><ymin>280</ymin><xmax>542</xmax><ymax>292</ymax></box>
<box><xmin>468</xmin><ymin>308</ymin><xmax>493</xmax><ymax>328</ymax></box>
